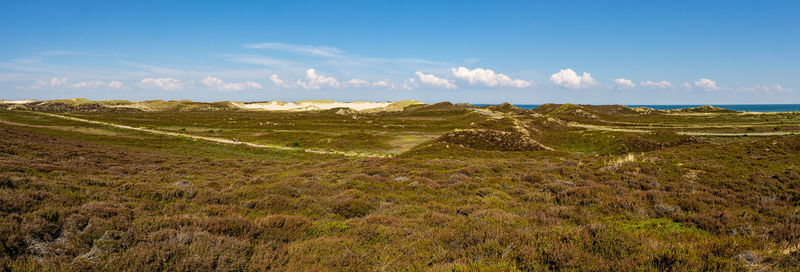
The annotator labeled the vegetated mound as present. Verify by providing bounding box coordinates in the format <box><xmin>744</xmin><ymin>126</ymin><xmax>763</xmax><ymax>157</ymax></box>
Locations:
<box><xmin>484</xmin><ymin>102</ymin><xmax>528</xmax><ymax>114</ymax></box>
<box><xmin>321</xmin><ymin>107</ymin><xmax>358</xmax><ymax>115</ymax></box>
<box><xmin>434</xmin><ymin>116</ymin><xmax>557</xmax><ymax>151</ymax></box>
<box><xmin>407</xmin><ymin>102</ymin><xmax>467</xmax><ymax>112</ymax></box>
<box><xmin>532</xmin><ymin>103</ymin><xmax>651</xmax><ymax>123</ymax></box>
<box><xmin>590</xmin><ymin>104</ymin><xmax>641</xmax><ymax>115</ymax></box>
<box><xmin>535</xmin><ymin>103</ymin><xmax>601</xmax><ymax>120</ymax></box>
<box><xmin>534</xmin><ymin>103</ymin><xmax>639</xmax><ymax>115</ymax></box>
<box><xmin>630</xmin><ymin>107</ymin><xmax>657</xmax><ymax>114</ymax></box>
<box><xmin>437</xmin><ymin>129</ymin><xmax>546</xmax><ymax>151</ymax></box>
<box><xmin>1</xmin><ymin>101</ymin><xmax>142</xmax><ymax>112</ymax></box>
<box><xmin>362</xmin><ymin>100</ymin><xmax>425</xmax><ymax>112</ymax></box>
<box><xmin>666</xmin><ymin>105</ymin><xmax>737</xmax><ymax>113</ymax></box>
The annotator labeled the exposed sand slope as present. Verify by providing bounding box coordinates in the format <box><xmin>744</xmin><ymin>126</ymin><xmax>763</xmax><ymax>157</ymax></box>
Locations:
<box><xmin>233</xmin><ymin>100</ymin><xmax>422</xmax><ymax>112</ymax></box>
<box><xmin>0</xmin><ymin>100</ymin><xmax>38</xmax><ymax>104</ymax></box>
<box><xmin>2</xmin><ymin>99</ymin><xmax>424</xmax><ymax>112</ymax></box>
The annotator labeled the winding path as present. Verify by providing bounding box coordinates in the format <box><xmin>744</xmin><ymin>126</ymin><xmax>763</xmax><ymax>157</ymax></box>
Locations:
<box><xmin>30</xmin><ymin>112</ymin><xmax>392</xmax><ymax>158</ymax></box>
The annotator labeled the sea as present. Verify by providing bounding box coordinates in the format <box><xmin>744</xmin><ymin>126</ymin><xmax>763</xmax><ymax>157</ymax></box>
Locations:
<box><xmin>473</xmin><ymin>104</ymin><xmax>800</xmax><ymax>113</ymax></box>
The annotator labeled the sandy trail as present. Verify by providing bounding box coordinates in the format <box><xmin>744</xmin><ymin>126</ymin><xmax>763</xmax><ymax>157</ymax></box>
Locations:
<box><xmin>470</xmin><ymin>108</ymin><xmax>554</xmax><ymax>150</ymax></box>
<box><xmin>471</xmin><ymin>108</ymin><xmax>503</xmax><ymax>118</ymax></box>
<box><xmin>29</xmin><ymin>112</ymin><xmax>392</xmax><ymax>158</ymax></box>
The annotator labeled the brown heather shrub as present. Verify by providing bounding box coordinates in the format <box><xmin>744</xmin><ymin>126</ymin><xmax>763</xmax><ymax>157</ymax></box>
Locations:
<box><xmin>196</xmin><ymin>216</ymin><xmax>259</xmax><ymax>238</ymax></box>
<box><xmin>282</xmin><ymin>237</ymin><xmax>367</xmax><ymax>271</ymax></box>
<box><xmin>247</xmin><ymin>242</ymin><xmax>290</xmax><ymax>271</ymax></box>
<box><xmin>256</xmin><ymin>215</ymin><xmax>311</xmax><ymax>242</ymax></box>
<box><xmin>266</xmin><ymin>181</ymin><xmax>300</xmax><ymax>197</ymax></box>
<box><xmin>104</xmin><ymin>230</ymin><xmax>251</xmax><ymax>271</ymax></box>
<box><xmin>242</xmin><ymin>194</ymin><xmax>295</xmax><ymax>213</ymax></box>
<box><xmin>331</xmin><ymin>190</ymin><xmax>375</xmax><ymax>218</ymax></box>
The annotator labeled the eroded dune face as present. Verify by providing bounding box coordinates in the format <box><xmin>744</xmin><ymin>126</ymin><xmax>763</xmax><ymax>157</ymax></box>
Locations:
<box><xmin>0</xmin><ymin>100</ymin><xmax>38</xmax><ymax>104</ymax></box>
<box><xmin>1</xmin><ymin>99</ymin><xmax>426</xmax><ymax>112</ymax></box>
<box><xmin>237</xmin><ymin>101</ymin><xmax>394</xmax><ymax>111</ymax></box>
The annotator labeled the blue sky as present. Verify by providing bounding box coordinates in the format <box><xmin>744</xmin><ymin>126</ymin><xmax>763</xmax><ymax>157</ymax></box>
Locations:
<box><xmin>1</xmin><ymin>0</ymin><xmax>798</xmax><ymax>104</ymax></box>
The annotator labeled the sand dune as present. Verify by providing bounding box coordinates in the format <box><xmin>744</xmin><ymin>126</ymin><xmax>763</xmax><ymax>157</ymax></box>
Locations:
<box><xmin>234</xmin><ymin>100</ymin><xmax>415</xmax><ymax>111</ymax></box>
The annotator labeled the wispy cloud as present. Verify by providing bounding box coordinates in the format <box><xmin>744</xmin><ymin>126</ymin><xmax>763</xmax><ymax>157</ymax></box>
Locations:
<box><xmin>0</xmin><ymin>73</ymin><xmax>29</xmax><ymax>81</ymax></box>
<box><xmin>237</xmin><ymin>42</ymin><xmax>452</xmax><ymax>81</ymax></box>
<box><xmin>738</xmin><ymin>84</ymin><xmax>791</xmax><ymax>93</ymax></box>
<box><xmin>201</xmin><ymin>76</ymin><xmax>261</xmax><ymax>91</ymax></box>
<box><xmin>22</xmin><ymin>77</ymin><xmax>124</xmax><ymax>89</ymax></box>
<box><xmin>26</xmin><ymin>77</ymin><xmax>69</xmax><ymax>89</ymax></box>
<box><xmin>37</xmin><ymin>50</ymin><xmax>98</xmax><ymax>57</ymax></box>
<box><xmin>138</xmin><ymin>78</ymin><xmax>183</xmax><ymax>90</ymax></box>
<box><xmin>71</xmin><ymin>80</ymin><xmax>124</xmax><ymax>89</ymax></box>
<box><xmin>222</xmin><ymin>55</ymin><xmax>297</xmax><ymax>69</ymax></box>
<box><xmin>121</xmin><ymin>62</ymin><xmax>185</xmax><ymax>76</ymax></box>
<box><xmin>244</xmin><ymin>42</ymin><xmax>344</xmax><ymax>57</ymax></box>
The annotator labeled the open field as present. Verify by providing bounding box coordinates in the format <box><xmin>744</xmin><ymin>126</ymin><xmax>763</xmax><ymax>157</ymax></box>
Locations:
<box><xmin>1</xmin><ymin>100</ymin><xmax>799</xmax><ymax>271</ymax></box>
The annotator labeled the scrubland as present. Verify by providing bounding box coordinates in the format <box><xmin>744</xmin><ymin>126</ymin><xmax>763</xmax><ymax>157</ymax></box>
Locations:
<box><xmin>0</xmin><ymin>101</ymin><xmax>799</xmax><ymax>271</ymax></box>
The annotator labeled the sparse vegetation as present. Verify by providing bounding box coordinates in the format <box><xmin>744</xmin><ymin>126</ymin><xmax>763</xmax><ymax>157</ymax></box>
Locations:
<box><xmin>1</xmin><ymin>100</ymin><xmax>799</xmax><ymax>271</ymax></box>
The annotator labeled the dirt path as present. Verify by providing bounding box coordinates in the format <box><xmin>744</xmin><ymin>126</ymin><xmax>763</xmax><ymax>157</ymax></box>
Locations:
<box><xmin>569</xmin><ymin>122</ymin><xmax>799</xmax><ymax>136</ymax></box>
<box><xmin>29</xmin><ymin>112</ymin><xmax>392</xmax><ymax>158</ymax></box>
<box><xmin>471</xmin><ymin>108</ymin><xmax>503</xmax><ymax>118</ymax></box>
<box><xmin>470</xmin><ymin>108</ymin><xmax>554</xmax><ymax>150</ymax></box>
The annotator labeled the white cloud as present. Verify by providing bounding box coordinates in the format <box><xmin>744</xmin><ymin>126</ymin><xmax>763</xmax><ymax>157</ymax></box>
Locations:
<box><xmin>343</xmin><ymin>78</ymin><xmax>369</xmax><ymax>88</ymax></box>
<box><xmin>613</xmin><ymin>78</ymin><xmax>635</xmax><ymax>89</ymax></box>
<box><xmin>70</xmin><ymin>81</ymin><xmax>104</xmax><ymax>88</ymax></box>
<box><xmin>27</xmin><ymin>77</ymin><xmax>69</xmax><ymax>89</ymax></box>
<box><xmin>414</xmin><ymin>71</ymin><xmax>457</xmax><ymax>89</ymax></box>
<box><xmin>372</xmin><ymin>80</ymin><xmax>391</xmax><ymax>88</ymax></box>
<box><xmin>739</xmin><ymin>84</ymin><xmax>792</xmax><ymax>93</ymax></box>
<box><xmin>201</xmin><ymin>76</ymin><xmax>262</xmax><ymax>91</ymax></box>
<box><xmin>243</xmin><ymin>42</ymin><xmax>344</xmax><ymax>57</ymax></box>
<box><xmin>25</xmin><ymin>77</ymin><xmax>124</xmax><ymax>89</ymax></box>
<box><xmin>694</xmin><ymin>78</ymin><xmax>720</xmax><ymax>90</ymax></box>
<box><xmin>450</xmin><ymin>67</ymin><xmax>532</xmax><ymax>88</ymax></box>
<box><xmin>270</xmin><ymin>69</ymin><xmax>378</xmax><ymax>90</ymax></box>
<box><xmin>297</xmin><ymin>69</ymin><xmax>340</xmax><ymax>89</ymax></box>
<box><xmin>549</xmin><ymin>69</ymin><xmax>597</xmax><ymax>89</ymax></box>
<box><xmin>681</xmin><ymin>82</ymin><xmax>692</xmax><ymax>89</ymax></box>
<box><xmin>269</xmin><ymin>74</ymin><xmax>287</xmax><ymax>87</ymax></box>
<box><xmin>774</xmin><ymin>85</ymin><xmax>791</xmax><ymax>92</ymax></box>
<box><xmin>70</xmin><ymin>80</ymin><xmax>125</xmax><ymax>89</ymax></box>
<box><xmin>640</xmin><ymin>80</ymin><xmax>673</xmax><ymax>89</ymax></box>
<box><xmin>139</xmin><ymin>78</ymin><xmax>183</xmax><ymax>90</ymax></box>
<box><xmin>107</xmin><ymin>81</ymin><xmax>124</xmax><ymax>89</ymax></box>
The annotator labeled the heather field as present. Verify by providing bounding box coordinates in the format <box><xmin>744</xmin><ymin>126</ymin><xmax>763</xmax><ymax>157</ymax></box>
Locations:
<box><xmin>1</xmin><ymin>101</ymin><xmax>799</xmax><ymax>271</ymax></box>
